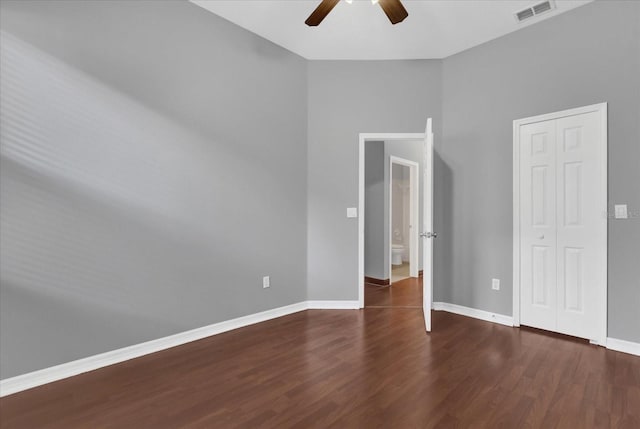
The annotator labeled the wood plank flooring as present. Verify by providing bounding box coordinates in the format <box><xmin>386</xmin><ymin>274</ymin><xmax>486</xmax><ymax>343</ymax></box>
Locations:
<box><xmin>365</xmin><ymin>276</ymin><xmax>422</xmax><ymax>308</ymax></box>
<box><xmin>1</xmin><ymin>301</ymin><xmax>639</xmax><ymax>427</ymax></box>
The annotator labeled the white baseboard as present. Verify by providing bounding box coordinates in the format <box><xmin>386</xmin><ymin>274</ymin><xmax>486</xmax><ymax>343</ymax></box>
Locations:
<box><xmin>433</xmin><ymin>302</ymin><xmax>514</xmax><ymax>327</ymax></box>
<box><xmin>0</xmin><ymin>301</ymin><xmax>309</xmax><ymax>397</ymax></box>
<box><xmin>606</xmin><ymin>337</ymin><xmax>640</xmax><ymax>356</ymax></box>
<box><xmin>433</xmin><ymin>302</ymin><xmax>640</xmax><ymax>356</ymax></box>
<box><xmin>0</xmin><ymin>300</ymin><xmax>361</xmax><ymax>397</ymax></box>
<box><xmin>307</xmin><ymin>300</ymin><xmax>360</xmax><ymax>310</ymax></box>
<box><xmin>9</xmin><ymin>299</ymin><xmax>633</xmax><ymax>398</ymax></box>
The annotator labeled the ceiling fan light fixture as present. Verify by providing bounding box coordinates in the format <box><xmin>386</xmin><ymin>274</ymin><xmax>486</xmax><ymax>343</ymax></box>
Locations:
<box><xmin>305</xmin><ymin>0</ymin><xmax>407</xmax><ymax>26</ymax></box>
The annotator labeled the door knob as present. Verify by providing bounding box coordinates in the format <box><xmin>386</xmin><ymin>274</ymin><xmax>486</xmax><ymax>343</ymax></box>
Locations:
<box><xmin>420</xmin><ymin>232</ymin><xmax>437</xmax><ymax>239</ymax></box>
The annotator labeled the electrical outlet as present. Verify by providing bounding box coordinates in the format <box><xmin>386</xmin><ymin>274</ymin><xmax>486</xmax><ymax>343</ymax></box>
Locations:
<box><xmin>262</xmin><ymin>276</ymin><xmax>270</xmax><ymax>289</ymax></box>
<box><xmin>492</xmin><ymin>278</ymin><xmax>500</xmax><ymax>291</ymax></box>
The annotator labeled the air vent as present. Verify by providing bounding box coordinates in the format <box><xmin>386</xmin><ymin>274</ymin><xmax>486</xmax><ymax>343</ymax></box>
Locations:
<box><xmin>515</xmin><ymin>1</ymin><xmax>555</xmax><ymax>23</ymax></box>
<box><xmin>533</xmin><ymin>1</ymin><xmax>552</xmax><ymax>14</ymax></box>
<box><xmin>516</xmin><ymin>8</ymin><xmax>535</xmax><ymax>22</ymax></box>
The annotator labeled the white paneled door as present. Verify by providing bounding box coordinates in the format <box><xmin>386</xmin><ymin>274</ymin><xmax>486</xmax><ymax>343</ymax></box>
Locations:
<box><xmin>519</xmin><ymin>119</ymin><xmax>557</xmax><ymax>332</ymax></box>
<box><xmin>422</xmin><ymin>118</ymin><xmax>434</xmax><ymax>333</ymax></box>
<box><xmin>517</xmin><ymin>106</ymin><xmax>607</xmax><ymax>342</ymax></box>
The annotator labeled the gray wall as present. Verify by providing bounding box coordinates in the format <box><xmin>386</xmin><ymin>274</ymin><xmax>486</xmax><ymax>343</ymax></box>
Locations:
<box><xmin>364</xmin><ymin>142</ymin><xmax>385</xmax><ymax>280</ymax></box>
<box><xmin>439</xmin><ymin>0</ymin><xmax>640</xmax><ymax>341</ymax></box>
<box><xmin>0</xmin><ymin>0</ymin><xmax>307</xmax><ymax>378</ymax></box>
<box><xmin>307</xmin><ymin>60</ymin><xmax>442</xmax><ymax>300</ymax></box>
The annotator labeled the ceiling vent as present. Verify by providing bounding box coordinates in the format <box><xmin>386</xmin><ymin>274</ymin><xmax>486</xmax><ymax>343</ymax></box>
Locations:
<box><xmin>515</xmin><ymin>1</ymin><xmax>555</xmax><ymax>23</ymax></box>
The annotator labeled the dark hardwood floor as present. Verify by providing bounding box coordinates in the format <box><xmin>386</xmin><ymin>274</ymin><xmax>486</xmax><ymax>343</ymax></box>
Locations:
<box><xmin>1</xmin><ymin>298</ymin><xmax>639</xmax><ymax>428</ymax></box>
<box><xmin>365</xmin><ymin>276</ymin><xmax>422</xmax><ymax>308</ymax></box>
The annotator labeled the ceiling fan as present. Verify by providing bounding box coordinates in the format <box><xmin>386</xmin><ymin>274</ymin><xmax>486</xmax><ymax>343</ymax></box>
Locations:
<box><xmin>305</xmin><ymin>0</ymin><xmax>408</xmax><ymax>26</ymax></box>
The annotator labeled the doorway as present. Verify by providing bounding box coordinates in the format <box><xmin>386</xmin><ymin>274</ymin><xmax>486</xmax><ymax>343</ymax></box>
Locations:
<box><xmin>358</xmin><ymin>119</ymin><xmax>436</xmax><ymax>332</ymax></box>
<box><xmin>389</xmin><ymin>156</ymin><xmax>419</xmax><ymax>284</ymax></box>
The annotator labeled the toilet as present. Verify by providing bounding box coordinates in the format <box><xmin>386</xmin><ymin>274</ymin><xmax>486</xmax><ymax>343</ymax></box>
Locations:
<box><xmin>391</xmin><ymin>244</ymin><xmax>404</xmax><ymax>266</ymax></box>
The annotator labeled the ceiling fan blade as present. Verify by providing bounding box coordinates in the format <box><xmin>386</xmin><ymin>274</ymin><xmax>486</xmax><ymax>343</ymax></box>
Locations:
<box><xmin>378</xmin><ymin>0</ymin><xmax>408</xmax><ymax>25</ymax></box>
<box><xmin>305</xmin><ymin>0</ymin><xmax>340</xmax><ymax>26</ymax></box>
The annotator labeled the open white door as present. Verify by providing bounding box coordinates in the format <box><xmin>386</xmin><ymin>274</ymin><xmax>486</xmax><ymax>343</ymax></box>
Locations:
<box><xmin>422</xmin><ymin>119</ymin><xmax>435</xmax><ymax>332</ymax></box>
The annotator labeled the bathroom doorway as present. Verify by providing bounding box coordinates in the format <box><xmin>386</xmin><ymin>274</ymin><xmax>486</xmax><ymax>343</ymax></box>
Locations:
<box><xmin>359</xmin><ymin>120</ymin><xmax>435</xmax><ymax>332</ymax></box>
<box><xmin>389</xmin><ymin>156</ymin><xmax>419</xmax><ymax>284</ymax></box>
<box><xmin>361</xmin><ymin>136</ymin><xmax>426</xmax><ymax>312</ymax></box>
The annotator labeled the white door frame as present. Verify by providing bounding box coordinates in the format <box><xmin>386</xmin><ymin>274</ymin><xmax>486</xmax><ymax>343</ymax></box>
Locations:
<box><xmin>389</xmin><ymin>156</ymin><xmax>420</xmax><ymax>283</ymax></box>
<box><xmin>358</xmin><ymin>133</ymin><xmax>424</xmax><ymax>308</ymax></box>
<box><xmin>512</xmin><ymin>102</ymin><xmax>608</xmax><ymax>345</ymax></box>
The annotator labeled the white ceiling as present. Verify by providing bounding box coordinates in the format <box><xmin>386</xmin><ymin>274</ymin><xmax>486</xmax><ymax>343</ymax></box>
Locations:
<box><xmin>191</xmin><ymin>0</ymin><xmax>592</xmax><ymax>60</ymax></box>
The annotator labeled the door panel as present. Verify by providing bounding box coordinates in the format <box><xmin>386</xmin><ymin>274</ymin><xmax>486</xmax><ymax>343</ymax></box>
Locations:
<box><xmin>532</xmin><ymin>245</ymin><xmax>551</xmax><ymax>306</ymax></box>
<box><xmin>555</xmin><ymin>112</ymin><xmax>601</xmax><ymax>339</ymax></box>
<box><xmin>562</xmin><ymin>162</ymin><xmax>583</xmax><ymax>226</ymax></box>
<box><xmin>531</xmin><ymin>165</ymin><xmax>551</xmax><ymax>226</ymax></box>
<box><xmin>519</xmin><ymin>120</ymin><xmax>557</xmax><ymax>331</ymax></box>
<box><xmin>563</xmin><ymin>247</ymin><xmax>584</xmax><ymax>312</ymax></box>
<box><xmin>423</xmin><ymin>118</ymin><xmax>433</xmax><ymax>332</ymax></box>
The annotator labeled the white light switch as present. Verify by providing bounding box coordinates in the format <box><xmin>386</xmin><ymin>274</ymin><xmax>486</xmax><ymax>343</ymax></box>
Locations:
<box><xmin>347</xmin><ymin>207</ymin><xmax>358</xmax><ymax>218</ymax></box>
<box><xmin>614</xmin><ymin>204</ymin><xmax>628</xmax><ymax>219</ymax></box>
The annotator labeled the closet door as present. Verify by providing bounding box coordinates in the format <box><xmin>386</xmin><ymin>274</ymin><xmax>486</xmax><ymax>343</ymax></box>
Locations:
<box><xmin>519</xmin><ymin>120</ymin><xmax>557</xmax><ymax>332</ymax></box>
<box><xmin>555</xmin><ymin>112</ymin><xmax>602</xmax><ymax>339</ymax></box>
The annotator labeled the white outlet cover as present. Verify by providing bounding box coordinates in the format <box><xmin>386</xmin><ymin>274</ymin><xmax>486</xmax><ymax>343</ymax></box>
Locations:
<box><xmin>347</xmin><ymin>207</ymin><xmax>358</xmax><ymax>218</ymax></box>
<box><xmin>614</xmin><ymin>204</ymin><xmax>628</xmax><ymax>219</ymax></box>
<box><xmin>262</xmin><ymin>276</ymin><xmax>270</xmax><ymax>288</ymax></box>
<box><xmin>492</xmin><ymin>278</ymin><xmax>500</xmax><ymax>290</ymax></box>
